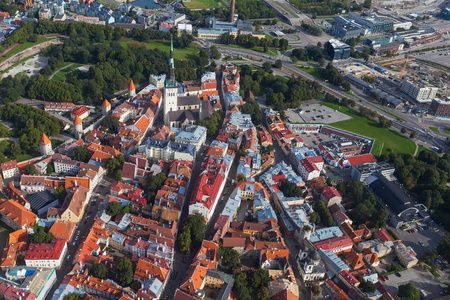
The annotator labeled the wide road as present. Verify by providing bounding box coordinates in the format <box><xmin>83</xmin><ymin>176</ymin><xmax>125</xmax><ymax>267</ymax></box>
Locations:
<box><xmin>216</xmin><ymin>46</ymin><xmax>449</xmax><ymax>151</ymax></box>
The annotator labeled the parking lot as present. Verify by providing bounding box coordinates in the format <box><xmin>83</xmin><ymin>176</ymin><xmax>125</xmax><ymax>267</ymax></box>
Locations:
<box><xmin>390</xmin><ymin>225</ymin><xmax>445</xmax><ymax>258</ymax></box>
<box><xmin>413</xmin><ymin>48</ymin><xmax>450</xmax><ymax>69</ymax></box>
<box><xmin>3</xmin><ymin>55</ymin><xmax>49</xmax><ymax>78</ymax></box>
<box><xmin>285</xmin><ymin>103</ymin><xmax>352</xmax><ymax>124</ymax></box>
<box><xmin>296</xmin><ymin>130</ymin><xmax>336</xmax><ymax>148</ymax></box>
<box><xmin>382</xmin><ymin>267</ymin><xmax>446</xmax><ymax>299</ymax></box>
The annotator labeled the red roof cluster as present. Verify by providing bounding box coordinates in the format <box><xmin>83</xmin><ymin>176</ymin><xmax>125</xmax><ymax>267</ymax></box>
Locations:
<box><xmin>347</xmin><ymin>153</ymin><xmax>376</xmax><ymax>166</ymax></box>
<box><xmin>25</xmin><ymin>239</ymin><xmax>66</xmax><ymax>260</ymax></box>
<box><xmin>70</xmin><ymin>106</ymin><xmax>90</xmax><ymax>117</ymax></box>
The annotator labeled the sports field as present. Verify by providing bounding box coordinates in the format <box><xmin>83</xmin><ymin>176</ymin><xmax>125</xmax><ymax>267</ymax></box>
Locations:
<box><xmin>184</xmin><ymin>0</ymin><xmax>222</xmax><ymax>9</ymax></box>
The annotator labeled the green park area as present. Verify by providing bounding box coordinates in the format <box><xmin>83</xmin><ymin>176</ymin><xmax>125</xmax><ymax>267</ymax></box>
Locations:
<box><xmin>429</xmin><ymin>126</ymin><xmax>439</xmax><ymax>133</ymax></box>
<box><xmin>443</xmin><ymin>128</ymin><xmax>450</xmax><ymax>135</ymax></box>
<box><xmin>321</xmin><ymin>102</ymin><xmax>416</xmax><ymax>156</ymax></box>
<box><xmin>52</xmin><ymin>63</ymin><xmax>83</xmax><ymax>82</ymax></box>
<box><xmin>119</xmin><ymin>39</ymin><xmax>200</xmax><ymax>61</ymax></box>
<box><xmin>183</xmin><ymin>0</ymin><xmax>222</xmax><ymax>9</ymax></box>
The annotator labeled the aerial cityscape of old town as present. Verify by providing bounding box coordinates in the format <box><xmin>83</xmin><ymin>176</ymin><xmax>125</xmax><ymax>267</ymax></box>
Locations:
<box><xmin>0</xmin><ymin>0</ymin><xmax>449</xmax><ymax>299</ymax></box>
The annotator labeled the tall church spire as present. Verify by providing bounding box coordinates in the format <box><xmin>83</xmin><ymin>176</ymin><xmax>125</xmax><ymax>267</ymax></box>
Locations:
<box><xmin>166</xmin><ymin>37</ymin><xmax>176</xmax><ymax>87</ymax></box>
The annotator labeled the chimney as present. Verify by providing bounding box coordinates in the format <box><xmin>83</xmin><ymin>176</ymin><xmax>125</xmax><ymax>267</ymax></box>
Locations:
<box><xmin>230</xmin><ymin>0</ymin><xmax>235</xmax><ymax>23</ymax></box>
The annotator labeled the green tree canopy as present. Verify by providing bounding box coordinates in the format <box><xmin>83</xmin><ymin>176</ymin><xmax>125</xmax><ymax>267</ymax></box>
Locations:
<box><xmin>91</xmin><ymin>260</ymin><xmax>108</xmax><ymax>279</ymax></box>
<box><xmin>72</xmin><ymin>146</ymin><xmax>88</xmax><ymax>162</ymax></box>
<box><xmin>221</xmin><ymin>247</ymin><xmax>241</xmax><ymax>271</ymax></box>
<box><xmin>116</xmin><ymin>257</ymin><xmax>133</xmax><ymax>287</ymax></box>
<box><xmin>106</xmin><ymin>201</ymin><xmax>122</xmax><ymax>217</ymax></box>
<box><xmin>398</xmin><ymin>283</ymin><xmax>420</xmax><ymax>300</ymax></box>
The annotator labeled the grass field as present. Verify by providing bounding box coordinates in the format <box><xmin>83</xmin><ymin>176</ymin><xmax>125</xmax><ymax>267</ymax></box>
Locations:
<box><xmin>119</xmin><ymin>39</ymin><xmax>200</xmax><ymax>61</ymax></box>
<box><xmin>52</xmin><ymin>63</ymin><xmax>83</xmax><ymax>81</ymax></box>
<box><xmin>429</xmin><ymin>126</ymin><xmax>440</xmax><ymax>133</ymax></box>
<box><xmin>222</xmin><ymin>44</ymin><xmax>278</xmax><ymax>56</ymax></box>
<box><xmin>322</xmin><ymin>102</ymin><xmax>416</xmax><ymax>156</ymax></box>
<box><xmin>0</xmin><ymin>36</ymin><xmax>58</xmax><ymax>63</ymax></box>
<box><xmin>443</xmin><ymin>128</ymin><xmax>450</xmax><ymax>135</ymax></box>
<box><xmin>184</xmin><ymin>0</ymin><xmax>222</xmax><ymax>9</ymax></box>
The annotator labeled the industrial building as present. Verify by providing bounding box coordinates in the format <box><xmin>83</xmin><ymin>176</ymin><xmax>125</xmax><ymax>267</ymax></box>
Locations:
<box><xmin>196</xmin><ymin>17</ymin><xmax>264</xmax><ymax>40</ymax></box>
<box><xmin>332</xmin><ymin>16</ymin><xmax>367</xmax><ymax>39</ymax></box>
<box><xmin>325</xmin><ymin>39</ymin><xmax>351</xmax><ymax>60</ymax></box>
<box><xmin>393</xmin><ymin>28</ymin><xmax>441</xmax><ymax>48</ymax></box>
<box><xmin>348</xmin><ymin>12</ymin><xmax>393</xmax><ymax>34</ymax></box>
<box><xmin>400</xmin><ymin>77</ymin><xmax>439</xmax><ymax>103</ymax></box>
<box><xmin>366</xmin><ymin>36</ymin><xmax>404</xmax><ymax>56</ymax></box>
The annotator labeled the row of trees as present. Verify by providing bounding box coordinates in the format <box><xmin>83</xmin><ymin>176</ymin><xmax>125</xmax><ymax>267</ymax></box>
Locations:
<box><xmin>291</xmin><ymin>46</ymin><xmax>325</xmax><ymax>64</ymax></box>
<box><xmin>314</xmin><ymin>200</ymin><xmax>333</xmax><ymax>227</ymax></box>
<box><xmin>178</xmin><ymin>214</ymin><xmax>206</xmax><ymax>252</ymax></box>
<box><xmin>238</xmin><ymin>64</ymin><xmax>322</xmax><ymax>110</ymax></box>
<box><xmin>301</xmin><ymin>23</ymin><xmax>322</xmax><ymax>36</ymax></box>
<box><xmin>197</xmin><ymin>110</ymin><xmax>224</xmax><ymax>137</ymax></box>
<box><xmin>221</xmin><ymin>33</ymin><xmax>289</xmax><ymax>52</ymax></box>
<box><xmin>143</xmin><ymin>172</ymin><xmax>168</xmax><ymax>202</ymax></box>
<box><xmin>319</xmin><ymin>62</ymin><xmax>351</xmax><ymax>91</ymax></box>
<box><xmin>105</xmin><ymin>154</ymin><xmax>125</xmax><ymax>181</ymax></box>
<box><xmin>279</xmin><ymin>179</ymin><xmax>303</xmax><ymax>198</ymax></box>
<box><xmin>1</xmin><ymin>21</ymin><xmax>205</xmax><ymax>104</ymax></box>
<box><xmin>235</xmin><ymin>0</ymin><xmax>277</xmax><ymax>19</ymax></box>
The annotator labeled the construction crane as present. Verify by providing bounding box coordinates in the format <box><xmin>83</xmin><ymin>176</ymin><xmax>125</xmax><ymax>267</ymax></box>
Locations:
<box><xmin>380</xmin><ymin>56</ymin><xmax>415</xmax><ymax>79</ymax></box>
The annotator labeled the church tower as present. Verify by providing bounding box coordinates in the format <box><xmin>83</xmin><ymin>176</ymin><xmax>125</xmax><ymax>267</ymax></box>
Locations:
<box><xmin>164</xmin><ymin>38</ymin><xmax>178</xmax><ymax>126</ymax></box>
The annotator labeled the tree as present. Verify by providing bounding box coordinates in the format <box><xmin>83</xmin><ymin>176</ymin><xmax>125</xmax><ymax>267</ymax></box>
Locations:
<box><xmin>179</xmin><ymin>214</ymin><xmax>206</xmax><ymax>251</ymax></box>
<box><xmin>401</xmin><ymin>127</ymin><xmax>407</xmax><ymax>134</ymax></box>
<box><xmin>72</xmin><ymin>146</ymin><xmax>87</xmax><ymax>162</ymax></box>
<box><xmin>178</xmin><ymin>228</ymin><xmax>191</xmax><ymax>252</ymax></box>
<box><xmin>249</xmin><ymin>269</ymin><xmax>269</xmax><ymax>290</ymax></box>
<box><xmin>24</xmin><ymin>164</ymin><xmax>38</xmax><ymax>175</ymax></box>
<box><xmin>319</xmin><ymin>57</ymin><xmax>325</xmax><ymax>67</ymax></box>
<box><xmin>363</xmin><ymin>0</ymin><xmax>372</xmax><ymax>8</ymax></box>
<box><xmin>274</xmin><ymin>59</ymin><xmax>282</xmax><ymax>69</ymax></box>
<box><xmin>314</xmin><ymin>200</ymin><xmax>333</xmax><ymax>226</ymax></box>
<box><xmin>437</xmin><ymin>238</ymin><xmax>450</xmax><ymax>262</ymax></box>
<box><xmin>262</xmin><ymin>62</ymin><xmax>272</xmax><ymax>73</ymax></box>
<box><xmin>116</xmin><ymin>257</ymin><xmax>133</xmax><ymax>287</ymax></box>
<box><xmin>311</xmin><ymin>284</ymin><xmax>320</xmax><ymax>296</ymax></box>
<box><xmin>221</xmin><ymin>247</ymin><xmax>241</xmax><ymax>271</ymax></box>
<box><xmin>64</xmin><ymin>294</ymin><xmax>81</xmax><ymax>300</ymax></box>
<box><xmin>398</xmin><ymin>283</ymin><xmax>420</xmax><ymax>300</ymax></box>
<box><xmin>359</xmin><ymin>278</ymin><xmax>376</xmax><ymax>293</ymax></box>
<box><xmin>211</xmin><ymin>45</ymin><xmax>221</xmax><ymax>59</ymax></box>
<box><xmin>342</xmin><ymin>81</ymin><xmax>351</xmax><ymax>92</ymax></box>
<box><xmin>91</xmin><ymin>260</ymin><xmax>108</xmax><ymax>279</ymax></box>
<box><xmin>279</xmin><ymin>179</ymin><xmax>303</xmax><ymax>198</ymax></box>
<box><xmin>106</xmin><ymin>201</ymin><xmax>122</xmax><ymax>217</ymax></box>
<box><xmin>237</xmin><ymin>173</ymin><xmax>246</xmax><ymax>182</ymax></box>
<box><xmin>371</xmin><ymin>209</ymin><xmax>389</xmax><ymax>229</ymax></box>
<box><xmin>317</xmin><ymin>41</ymin><xmax>322</xmax><ymax>47</ymax></box>
<box><xmin>103</xmin><ymin>115</ymin><xmax>119</xmax><ymax>133</ymax></box>
<box><xmin>53</xmin><ymin>186</ymin><xmax>67</xmax><ymax>201</ymax></box>
<box><xmin>8</xmin><ymin>143</ymin><xmax>21</xmax><ymax>158</ymax></box>
<box><xmin>258</xmin><ymin>287</ymin><xmax>270</xmax><ymax>300</ymax></box>
<box><xmin>410</xmin><ymin>131</ymin><xmax>417</xmax><ymax>139</ymax></box>
<box><xmin>29</xmin><ymin>226</ymin><xmax>54</xmax><ymax>244</ymax></box>
<box><xmin>46</xmin><ymin>162</ymin><xmax>54</xmax><ymax>175</ymax></box>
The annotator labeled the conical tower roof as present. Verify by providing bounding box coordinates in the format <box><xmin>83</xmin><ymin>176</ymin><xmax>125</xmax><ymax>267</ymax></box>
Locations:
<box><xmin>74</xmin><ymin>115</ymin><xmax>82</xmax><ymax>125</ymax></box>
<box><xmin>39</xmin><ymin>133</ymin><xmax>51</xmax><ymax>145</ymax></box>
<box><xmin>102</xmin><ymin>99</ymin><xmax>111</xmax><ymax>108</ymax></box>
<box><xmin>129</xmin><ymin>79</ymin><xmax>135</xmax><ymax>91</ymax></box>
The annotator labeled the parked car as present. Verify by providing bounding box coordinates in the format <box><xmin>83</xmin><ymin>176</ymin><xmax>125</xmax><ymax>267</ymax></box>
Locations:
<box><xmin>395</xmin><ymin>272</ymin><xmax>402</xmax><ymax>277</ymax></box>
<box><xmin>381</xmin><ymin>276</ymin><xmax>387</xmax><ymax>281</ymax></box>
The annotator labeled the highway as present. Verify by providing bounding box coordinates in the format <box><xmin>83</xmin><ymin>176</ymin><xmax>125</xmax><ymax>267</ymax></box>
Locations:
<box><xmin>216</xmin><ymin>45</ymin><xmax>449</xmax><ymax>152</ymax></box>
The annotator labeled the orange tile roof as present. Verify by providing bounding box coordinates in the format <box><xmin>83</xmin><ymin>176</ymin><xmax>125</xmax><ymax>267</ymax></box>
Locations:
<box><xmin>65</xmin><ymin>176</ymin><xmax>91</xmax><ymax>190</ymax></box>
<box><xmin>39</xmin><ymin>133</ymin><xmax>51</xmax><ymax>146</ymax></box>
<box><xmin>8</xmin><ymin>229</ymin><xmax>27</xmax><ymax>244</ymax></box>
<box><xmin>74</xmin><ymin>115</ymin><xmax>82</xmax><ymax>125</ymax></box>
<box><xmin>0</xmin><ymin>199</ymin><xmax>37</xmax><ymax>228</ymax></box>
<box><xmin>0</xmin><ymin>241</ymin><xmax>27</xmax><ymax>268</ymax></box>
<box><xmin>49</xmin><ymin>221</ymin><xmax>77</xmax><ymax>240</ymax></box>
<box><xmin>102</xmin><ymin>99</ymin><xmax>111</xmax><ymax>108</ymax></box>
<box><xmin>180</xmin><ymin>264</ymin><xmax>208</xmax><ymax>293</ymax></box>
<box><xmin>134</xmin><ymin>258</ymin><xmax>169</xmax><ymax>283</ymax></box>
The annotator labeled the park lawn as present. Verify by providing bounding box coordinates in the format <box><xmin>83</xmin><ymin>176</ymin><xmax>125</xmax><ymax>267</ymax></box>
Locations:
<box><xmin>52</xmin><ymin>64</ymin><xmax>83</xmax><ymax>81</ymax></box>
<box><xmin>296</xmin><ymin>66</ymin><xmax>323</xmax><ymax>79</ymax></box>
<box><xmin>252</xmin><ymin>47</ymin><xmax>277</xmax><ymax>55</ymax></box>
<box><xmin>429</xmin><ymin>126</ymin><xmax>440</xmax><ymax>133</ymax></box>
<box><xmin>184</xmin><ymin>0</ymin><xmax>221</xmax><ymax>9</ymax></box>
<box><xmin>15</xmin><ymin>153</ymin><xmax>33</xmax><ymax>162</ymax></box>
<box><xmin>443</xmin><ymin>128</ymin><xmax>450</xmax><ymax>135</ymax></box>
<box><xmin>0</xmin><ymin>36</ymin><xmax>58</xmax><ymax>63</ymax></box>
<box><xmin>119</xmin><ymin>39</ymin><xmax>200</xmax><ymax>61</ymax></box>
<box><xmin>322</xmin><ymin>102</ymin><xmax>416</xmax><ymax>156</ymax></box>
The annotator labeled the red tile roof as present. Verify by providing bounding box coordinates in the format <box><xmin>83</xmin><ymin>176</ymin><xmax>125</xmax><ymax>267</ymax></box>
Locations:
<box><xmin>71</xmin><ymin>106</ymin><xmax>90</xmax><ymax>117</ymax></box>
<box><xmin>322</xmin><ymin>186</ymin><xmax>342</xmax><ymax>200</ymax></box>
<box><xmin>314</xmin><ymin>236</ymin><xmax>353</xmax><ymax>253</ymax></box>
<box><xmin>347</xmin><ymin>154</ymin><xmax>376</xmax><ymax>166</ymax></box>
<box><xmin>374</xmin><ymin>229</ymin><xmax>392</xmax><ymax>242</ymax></box>
<box><xmin>25</xmin><ymin>239</ymin><xmax>66</xmax><ymax>260</ymax></box>
<box><xmin>1</xmin><ymin>160</ymin><xmax>18</xmax><ymax>171</ymax></box>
